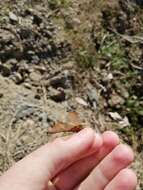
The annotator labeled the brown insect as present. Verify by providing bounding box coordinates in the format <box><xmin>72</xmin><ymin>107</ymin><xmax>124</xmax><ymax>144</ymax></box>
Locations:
<box><xmin>47</xmin><ymin>112</ymin><xmax>85</xmax><ymax>134</ymax></box>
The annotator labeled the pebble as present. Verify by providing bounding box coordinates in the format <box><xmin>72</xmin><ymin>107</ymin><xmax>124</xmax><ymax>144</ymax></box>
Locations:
<box><xmin>14</xmin><ymin>73</ymin><xmax>23</xmax><ymax>84</ymax></box>
<box><xmin>7</xmin><ymin>59</ymin><xmax>17</xmax><ymax>66</ymax></box>
<box><xmin>49</xmin><ymin>71</ymin><xmax>73</xmax><ymax>89</ymax></box>
<box><xmin>87</xmin><ymin>87</ymin><xmax>99</xmax><ymax>109</ymax></box>
<box><xmin>9</xmin><ymin>12</ymin><xmax>18</xmax><ymax>22</ymax></box>
<box><xmin>119</xmin><ymin>117</ymin><xmax>130</xmax><ymax>128</ymax></box>
<box><xmin>75</xmin><ymin>97</ymin><xmax>88</xmax><ymax>106</ymax></box>
<box><xmin>106</xmin><ymin>73</ymin><xmax>113</xmax><ymax>81</ymax></box>
<box><xmin>23</xmin><ymin>82</ymin><xmax>32</xmax><ymax>89</ymax></box>
<box><xmin>109</xmin><ymin>112</ymin><xmax>122</xmax><ymax>121</ymax></box>
<box><xmin>34</xmin><ymin>66</ymin><xmax>46</xmax><ymax>74</ymax></box>
<box><xmin>29</xmin><ymin>72</ymin><xmax>42</xmax><ymax>82</ymax></box>
<box><xmin>48</xmin><ymin>87</ymin><xmax>66</xmax><ymax>102</ymax></box>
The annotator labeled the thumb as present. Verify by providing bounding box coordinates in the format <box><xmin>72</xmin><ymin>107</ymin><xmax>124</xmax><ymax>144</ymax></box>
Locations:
<box><xmin>0</xmin><ymin>128</ymin><xmax>102</xmax><ymax>190</ymax></box>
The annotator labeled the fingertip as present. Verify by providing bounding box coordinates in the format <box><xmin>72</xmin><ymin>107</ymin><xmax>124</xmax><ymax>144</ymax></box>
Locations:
<box><xmin>113</xmin><ymin>144</ymin><xmax>134</xmax><ymax>164</ymax></box>
<box><xmin>103</xmin><ymin>131</ymin><xmax>120</xmax><ymax>147</ymax></box>
<box><xmin>67</xmin><ymin>127</ymin><xmax>95</xmax><ymax>143</ymax></box>
<box><xmin>117</xmin><ymin>169</ymin><xmax>137</xmax><ymax>189</ymax></box>
<box><xmin>105</xmin><ymin>168</ymin><xmax>137</xmax><ymax>190</ymax></box>
<box><xmin>65</xmin><ymin>128</ymin><xmax>95</xmax><ymax>156</ymax></box>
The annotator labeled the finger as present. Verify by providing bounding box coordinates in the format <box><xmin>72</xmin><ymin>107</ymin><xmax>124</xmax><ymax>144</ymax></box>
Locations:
<box><xmin>61</xmin><ymin>132</ymin><xmax>103</xmax><ymax>159</ymax></box>
<box><xmin>53</xmin><ymin>131</ymin><xmax>120</xmax><ymax>190</ymax></box>
<box><xmin>83</xmin><ymin>131</ymin><xmax>119</xmax><ymax>158</ymax></box>
<box><xmin>105</xmin><ymin>169</ymin><xmax>137</xmax><ymax>190</ymax></box>
<box><xmin>0</xmin><ymin>128</ymin><xmax>102</xmax><ymax>190</ymax></box>
<box><xmin>77</xmin><ymin>144</ymin><xmax>134</xmax><ymax>190</ymax></box>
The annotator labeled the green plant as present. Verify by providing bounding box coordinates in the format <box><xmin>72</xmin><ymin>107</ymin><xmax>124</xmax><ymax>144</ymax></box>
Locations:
<box><xmin>99</xmin><ymin>34</ymin><xmax>127</xmax><ymax>70</ymax></box>
<box><xmin>76</xmin><ymin>50</ymin><xmax>97</xmax><ymax>68</ymax></box>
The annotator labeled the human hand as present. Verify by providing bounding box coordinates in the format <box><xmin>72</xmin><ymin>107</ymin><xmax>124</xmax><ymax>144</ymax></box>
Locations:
<box><xmin>0</xmin><ymin>128</ymin><xmax>137</xmax><ymax>190</ymax></box>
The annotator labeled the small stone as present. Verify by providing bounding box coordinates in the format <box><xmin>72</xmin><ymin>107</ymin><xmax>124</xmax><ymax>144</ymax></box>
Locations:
<box><xmin>48</xmin><ymin>87</ymin><xmax>66</xmax><ymax>102</ymax></box>
<box><xmin>34</xmin><ymin>66</ymin><xmax>46</xmax><ymax>74</ymax></box>
<box><xmin>9</xmin><ymin>12</ymin><xmax>18</xmax><ymax>22</ymax></box>
<box><xmin>109</xmin><ymin>112</ymin><xmax>122</xmax><ymax>121</ymax></box>
<box><xmin>29</xmin><ymin>72</ymin><xmax>42</xmax><ymax>82</ymax></box>
<box><xmin>31</xmin><ymin>55</ymin><xmax>40</xmax><ymax>65</ymax></box>
<box><xmin>27</xmin><ymin>50</ymin><xmax>35</xmax><ymax>55</ymax></box>
<box><xmin>106</xmin><ymin>73</ymin><xmax>113</xmax><ymax>80</ymax></box>
<box><xmin>87</xmin><ymin>88</ymin><xmax>99</xmax><ymax>109</ymax></box>
<box><xmin>119</xmin><ymin>117</ymin><xmax>130</xmax><ymax>128</ymax></box>
<box><xmin>14</xmin><ymin>73</ymin><xmax>23</xmax><ymax>84</ymax></box>
<box><xmin>49</xmin><ymin>71</ymin><xmax>73</xmax><ymax>89</ymax></box>
<box><xmin>7</xmin><ymin>59</ymin><xmax>17</xmax><ymax>66</ymax></box>
<box><xmin>75</xmin><ymin>97</ymin><xmax>88</xmax><ymax>106</ymax></box>
<box><xmin>23</xmin><ymin>83</ymin><xmax>31</xmax><ymax>89</ymax></box>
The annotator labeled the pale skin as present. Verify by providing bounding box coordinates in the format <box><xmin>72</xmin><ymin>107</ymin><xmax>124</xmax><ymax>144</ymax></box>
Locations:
<box><xmin>0</xmin><ymin>128</ymin><xmax>137</xmax><ymax>190</ymax></box>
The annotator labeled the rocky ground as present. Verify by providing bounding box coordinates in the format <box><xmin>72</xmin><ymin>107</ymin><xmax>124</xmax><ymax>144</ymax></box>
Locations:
<box><xmin>0</xmin><ymin>0</ymin><xmax>143</xmax><ymax>189</ymax></box>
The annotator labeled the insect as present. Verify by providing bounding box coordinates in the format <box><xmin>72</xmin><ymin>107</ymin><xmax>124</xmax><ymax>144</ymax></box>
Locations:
<box><xmin>47</xmin><ymin>112</ymin><xmax>85</xmax><ymax>134</ymax></box>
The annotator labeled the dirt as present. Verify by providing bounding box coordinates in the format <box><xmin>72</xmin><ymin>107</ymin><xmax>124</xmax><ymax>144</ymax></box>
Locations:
<box><xmin>0</xmin><ymin>0</ymin><xmax>143</xmax><ymax>189</ymax></box>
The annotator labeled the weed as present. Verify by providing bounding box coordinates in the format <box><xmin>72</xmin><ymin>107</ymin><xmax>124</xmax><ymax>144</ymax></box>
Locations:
<box><xmin>76</xmin><ymin>50</ymin><xmax>97</xmax><ymax>68</ymax></box>
<box><xmin>99</xmin><ymin>34</ymin><xmax>127</xmax><ymax>70</ymax></box>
